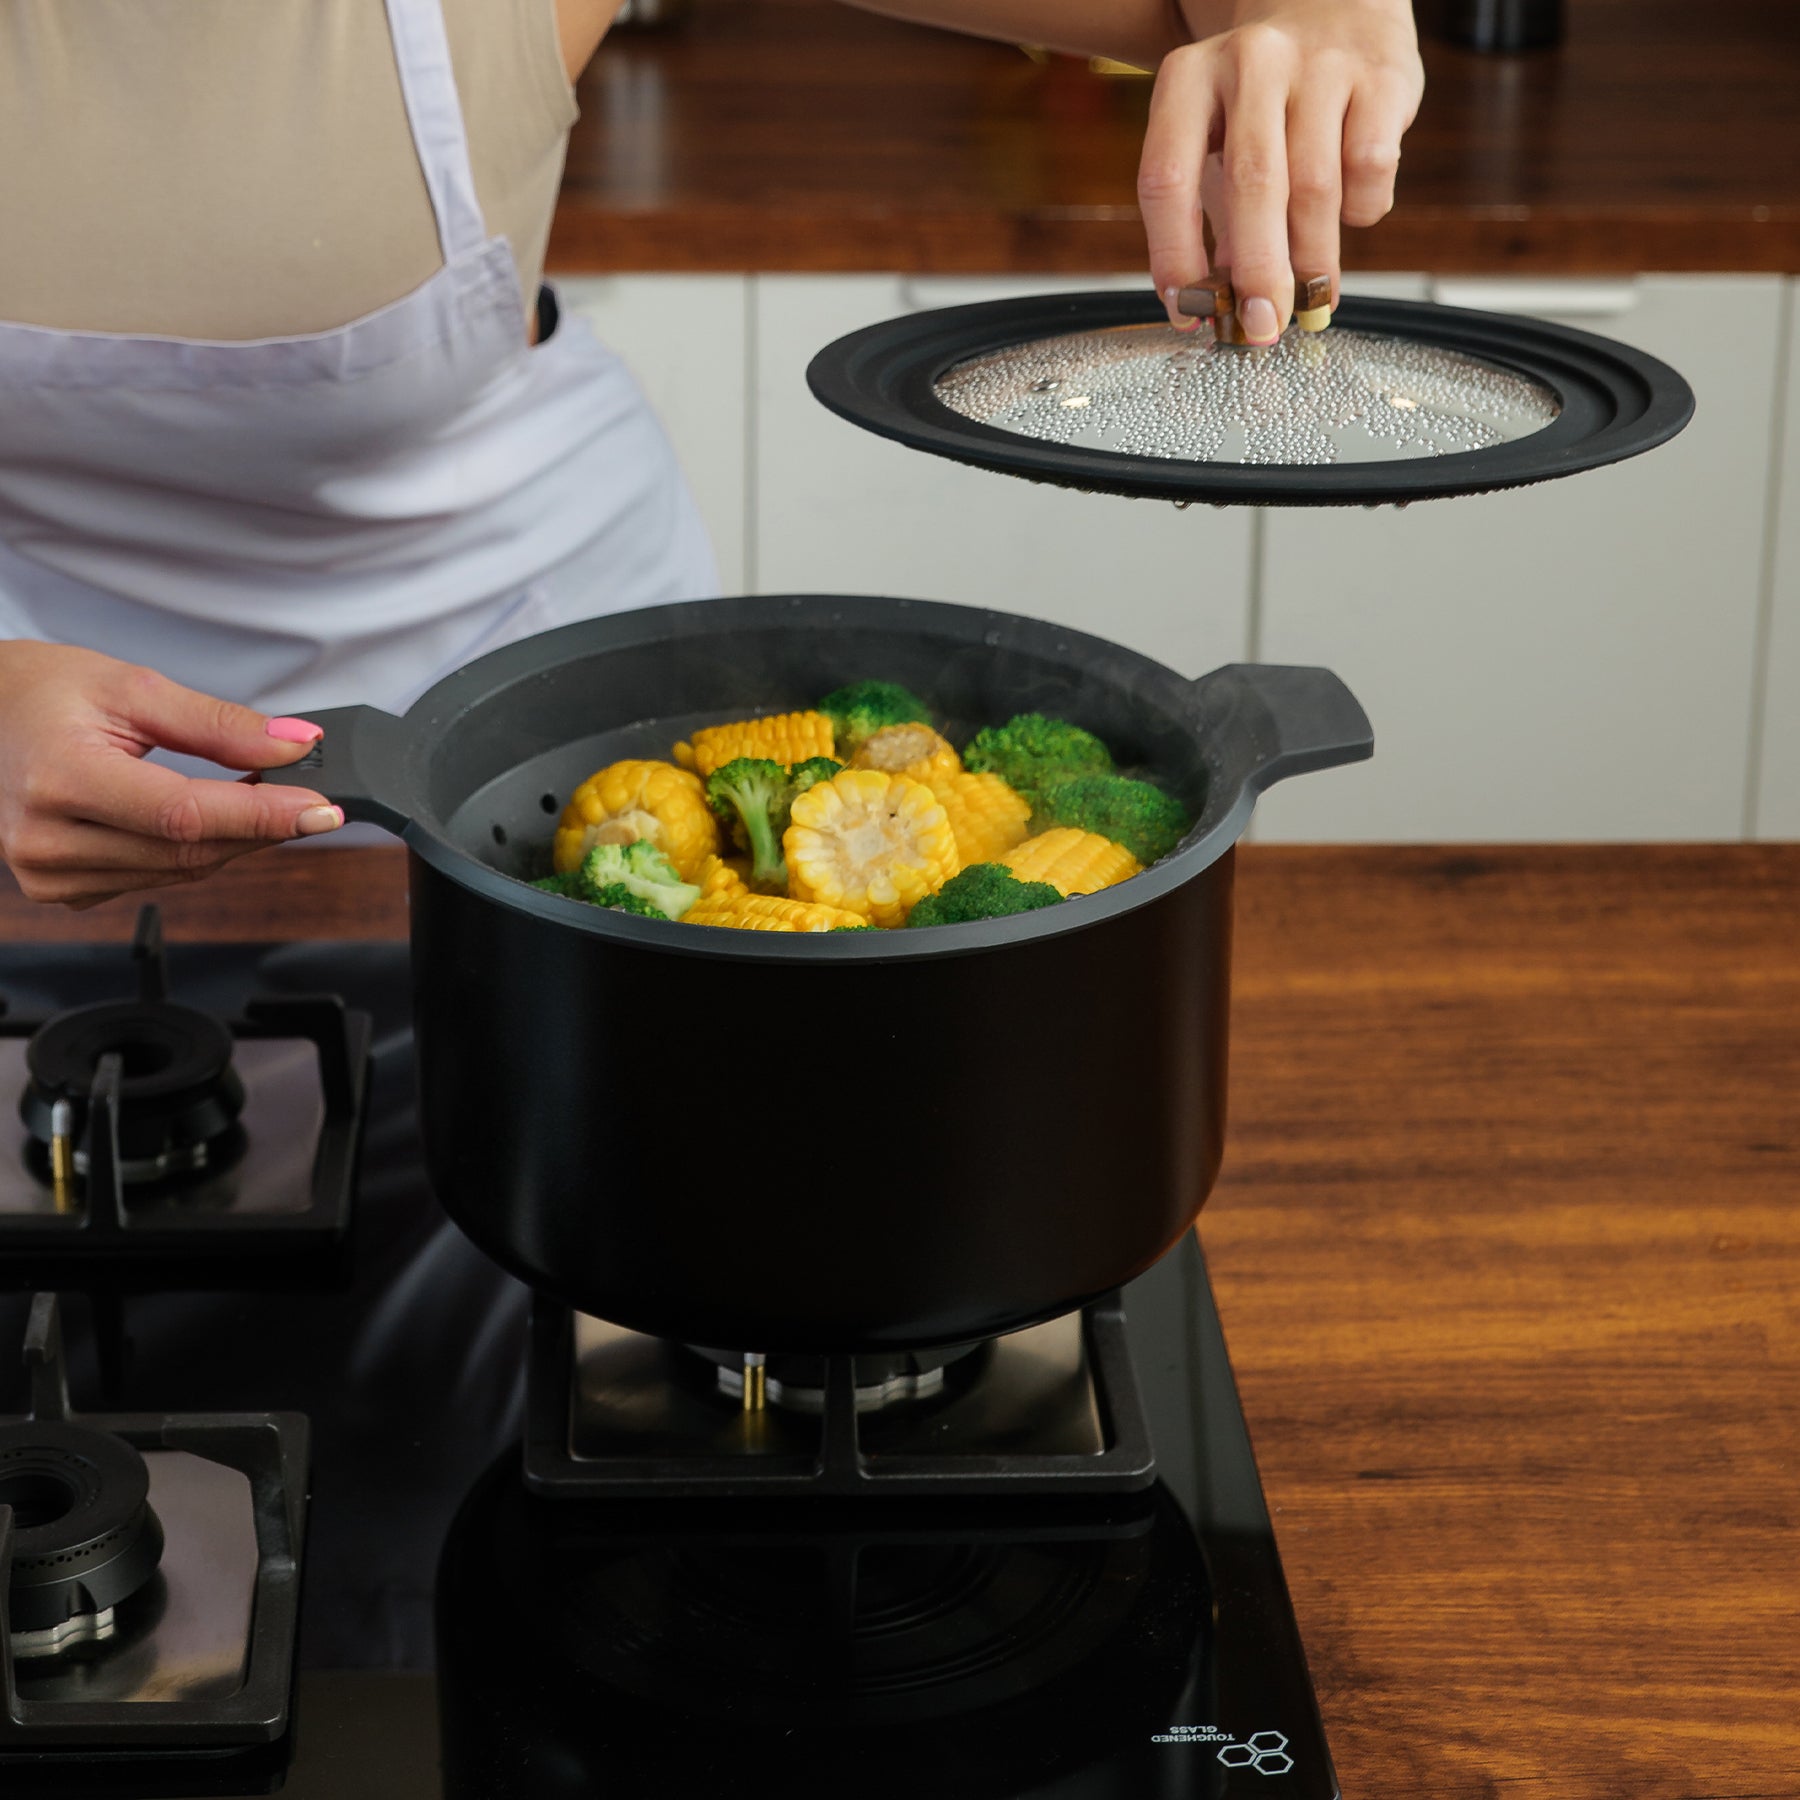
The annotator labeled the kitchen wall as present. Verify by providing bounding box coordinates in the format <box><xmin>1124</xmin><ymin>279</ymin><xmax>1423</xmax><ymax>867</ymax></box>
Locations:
<box><xmin>558</xmin><ymin>273</ymin><xmax>1799</xmax><ymax>843</ymax></box>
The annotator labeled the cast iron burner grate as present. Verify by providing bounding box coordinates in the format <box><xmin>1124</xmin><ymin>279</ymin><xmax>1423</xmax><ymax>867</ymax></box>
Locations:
<box><xmin>0</xmin><ymin>906</ymin><xmax>370</xmax><ymax>1296</ymax></box>
<box><xmin>525</xmin><ymin>1292</ymin><xmax>1154</xmax><ymax>1499</ymax></box>
<box><xmin>0</xmin><ymin>1294</ymin><xmax>307</xmax><ymax>1780</ymax></box>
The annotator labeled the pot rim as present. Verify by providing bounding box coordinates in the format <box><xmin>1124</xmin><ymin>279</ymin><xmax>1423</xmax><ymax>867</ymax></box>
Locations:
<box><xmin>287</xmin><ymin>593</ymin><xmax>1363</xmax><ymax>962</ymax></box>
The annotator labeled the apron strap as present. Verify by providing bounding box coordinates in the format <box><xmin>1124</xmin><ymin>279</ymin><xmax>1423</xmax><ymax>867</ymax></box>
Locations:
<box><xmin>381</xmin><ymin>0</ymin><xmax>489</xmax><ymax>263</ymax></box>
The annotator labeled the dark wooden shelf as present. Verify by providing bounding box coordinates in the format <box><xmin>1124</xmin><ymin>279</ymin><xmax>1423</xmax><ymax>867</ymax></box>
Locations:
<box><xmin>5</xmin><ymin>841</ymin><xmax>1796</xmax><ymax>1791</ymax></box>
<box><xmin>549</xmin><ymin>0</ymin><xmax>1800</xmax><ymax>274</ymax></box>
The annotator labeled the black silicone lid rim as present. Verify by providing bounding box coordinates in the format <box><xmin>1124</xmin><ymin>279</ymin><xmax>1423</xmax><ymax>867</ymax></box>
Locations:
<box><xmin>806</xmin><ymin>291</ymin><xmax>1695</xmax><ymax>505</ymax></box>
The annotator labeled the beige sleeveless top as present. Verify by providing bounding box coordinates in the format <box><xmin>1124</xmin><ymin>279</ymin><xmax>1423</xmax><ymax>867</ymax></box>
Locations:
<box><xmin>0</xmin><ymin>0</ymin><xmax>577</xmax><ymax>341</ymax></box>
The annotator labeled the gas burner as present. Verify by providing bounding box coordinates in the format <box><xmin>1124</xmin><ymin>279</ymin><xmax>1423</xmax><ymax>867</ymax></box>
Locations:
<box><xmin>0</xmin><ymin>905</ymin><xmax>370</xmax><ymax>1295</ymax></box>
<box><xmin>0</xmin><ymin>1294</ymin><xmax>306</xmax><ymax>1778</ymax></box>
<box><xmin>688</xmin><ymin>1339</ymin><xmax>982</xmax><ymax>1415</ymax></box>
<box><xmin>21</xmin><ymin>997</ymin><xmax>245</xmax><ymax>1184</ymax></box>
<box><xmin>526</xmin><ymin>1295</ymin><xmax>1154</xmax><ymax>1499</ymax></box>
<box><xmin>0</xmin><ymin>1419</ymin><xmax>164</xmax><ymax>1661</ymax></box>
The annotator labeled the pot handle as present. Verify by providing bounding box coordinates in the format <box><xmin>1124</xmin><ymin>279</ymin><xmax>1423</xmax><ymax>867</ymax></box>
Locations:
<box><xmin>1193</xmin><ymin>663</ymin><xmax>1374</xmax><ymax>793</ymax></box>
<box><xmin>257</xmin><ymin>705</ymin><xmax>416</xmax><ymax>836</ymax></box>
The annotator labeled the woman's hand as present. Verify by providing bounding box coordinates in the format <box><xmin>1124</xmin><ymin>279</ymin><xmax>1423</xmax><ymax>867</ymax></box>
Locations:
<box><xmin>1142</xmin><ymin>0</ymin><xmax>1423</xmax><ymax>342</ymax></box>
<box><xmin>842</xmin><ymin>0</ymin><xmax>1422</xmax><ymax>340</ymax></box>
<box><xmin>0</xmin><ymin>641</ymin><xmax>343</xmax><ymax>908</ymax></box>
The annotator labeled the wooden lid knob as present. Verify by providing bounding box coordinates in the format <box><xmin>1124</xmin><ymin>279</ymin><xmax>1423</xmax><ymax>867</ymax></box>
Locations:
<box><xmin>1175</xmin><ymin>271</ymin><xmax>1235</xmax><ymax>318</ymax></box>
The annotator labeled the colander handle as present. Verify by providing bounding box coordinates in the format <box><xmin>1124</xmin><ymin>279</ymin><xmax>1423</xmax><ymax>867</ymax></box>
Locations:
<box><xmin>1193</xmin><ymin>663</ymin><xmax>1374</xmax><ymax>793</ymax></box>
<box><xmin>257</xmin><ymin>705</ymin><xmax>416</xmax><ymax>836</ymax></box>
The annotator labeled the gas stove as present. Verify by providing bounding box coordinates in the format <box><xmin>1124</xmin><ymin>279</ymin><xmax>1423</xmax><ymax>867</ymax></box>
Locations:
<box><xmin>0</xmin><ymin>932</ymin><xmax>1337</xmax><ymax>1798</ymax></box>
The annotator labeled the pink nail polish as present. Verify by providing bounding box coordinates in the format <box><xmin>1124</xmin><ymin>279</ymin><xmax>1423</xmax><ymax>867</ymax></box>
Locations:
<box><xmin>267</xmin><ymin>716</ymin><xmax>323</xmax><ymax>744</ymax></box>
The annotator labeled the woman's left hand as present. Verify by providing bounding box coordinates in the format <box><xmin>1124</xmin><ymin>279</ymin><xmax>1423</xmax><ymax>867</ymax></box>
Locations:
<box><xmin>1140</xmin><ymin>0</ymin><xmax>1424</xmax><ymax>343</ymax></box>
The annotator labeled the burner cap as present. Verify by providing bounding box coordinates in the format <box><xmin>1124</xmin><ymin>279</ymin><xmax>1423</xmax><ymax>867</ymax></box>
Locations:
<box><xmin>21</xmin><ymin>999</ymin><xmax>246</xmax><ymax>1181</ymax></box>
<box><xmin>686</xmin><ymin>1340</ymin><xmax>986</xmax><ymax>1414</ymax></box>
<box><xmin>0</xmin><ymin>1420</ymin><xmax>165</xmax><ymax>1648</ymax></box>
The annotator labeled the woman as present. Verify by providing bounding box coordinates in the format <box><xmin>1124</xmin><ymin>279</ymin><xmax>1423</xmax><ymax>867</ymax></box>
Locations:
<box><xmin>0</xmin><ymin>0</ymin><xmax>1421</xmax><ymax>907</ymax></box>
<box><xmin>0</xmin><ymin>0</ymin><xmax>1422</xmax><ymax>1675</ymax></box>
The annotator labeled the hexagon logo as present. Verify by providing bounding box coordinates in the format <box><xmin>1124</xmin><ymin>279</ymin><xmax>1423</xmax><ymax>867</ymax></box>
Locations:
<box><xmin>1218</xmin><ymin>1730</ymin><xmax>1295</xmax><ymax>1775</ymax></box>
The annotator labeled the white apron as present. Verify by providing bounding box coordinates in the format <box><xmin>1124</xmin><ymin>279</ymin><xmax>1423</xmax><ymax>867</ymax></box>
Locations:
<box><xmin>0</xmin><ymin>0</ymin><xmax>715</xmax><ymax>722</ymax></box>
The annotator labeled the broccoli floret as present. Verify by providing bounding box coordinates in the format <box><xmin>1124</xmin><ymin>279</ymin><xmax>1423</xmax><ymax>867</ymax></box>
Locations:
<box><xmin>530</xmin><ymin>870</ymin><xmax>586</xmax><ymax>899</ymax></box>
<box><xmin>829</xmin><ymin>924</ymin><xmax>878</xmax><ymax>932</ymax></box>
<box><xmin>787</xmin><ymin>756</ymin><xmax>845</xmax><ymax>796</ymax></box>
<box><xmin>1033</xmin><ymin>775</ymin><xmax>1190</xmax><ymax>865</ymax></box>
<box><xmin>531</xmin><ymin>856</ymin><xmax>686</xmax><ymax>919</ymax></box>
<box><xmin>705</xmin><ymin>757</ymin><xmax>845</xmax><ymax>891</ymax></box>
<box><xmin>572</xmin><ymin>842</ymin><xmax>701</xmax><ymax>919</ymax></box>
<box><xmin>817</xmin><ymin>681</ymin><xmax>933</xmax><ymax>754</ymax></box>
<box><xmin>907</xmin><ymin>863</ymin><xmax>1066</xmax><ymax>928</ymax></box>
<box><xmin>588</xmin><ymin>884</ymin><xmax>666</xmax><ymax>919</ymax></box>
<box><xmin>704</xmin><ymin>758</ymin><xmax>792</xmax><ymax>890</ymax></box>
<box><xmin>961</xmin><ymin>714</ymin><xmax>1114</xmax><ymax>803</ymax></box>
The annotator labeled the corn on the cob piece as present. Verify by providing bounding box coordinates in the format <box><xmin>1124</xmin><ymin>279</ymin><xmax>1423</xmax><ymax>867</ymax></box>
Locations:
<box><xmin>553</xmin><ymin>760</ymin><xmax>717</xmax><ymax>879</ymax></box>
<box><xmin>687</xmin><ymin>711</ymin><xmax>836</xmax><ymax>779</ymax></box>
<box><xmin>686</xmin><ymin>892</ymin><xmax>868</xmax><ymax>932</ymax></box>
<box><xmin>851</xmin><ymin>723</ymin><xmax>961</xmax><ymax>786</ymax></box>
<box><xmin>683</xmin><ymin>907</ymin><xmax>804</xmax><ymax>933</ymax></box>
<box><xmin>696</xmin><ymin>853</ymin><xmax>750</xmax><ymax>901</ymax></box>
<box><xmin>998</xmin><ymin>827</ymin><xmax>1141</xmax><ymax>896</ymax></box>
<box><xmin>785</xmin><ymin>770</ymin><xmax>959</xmax><ymax>927</ymax></box>
<box><xmin>671</xmin><ymin>740</ymin><xmax>697</xmax><ymax>770</ymax></box>
<box><xmin>927</xmin><ymin>770</ymin><xmax>1031</xmax><ymax>868</ymax></box>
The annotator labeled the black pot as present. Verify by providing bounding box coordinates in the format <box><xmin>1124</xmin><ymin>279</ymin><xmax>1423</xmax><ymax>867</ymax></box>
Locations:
<box><xmin>265</xmin><ymin>595</ymin><xmax>1370</xmax><ymax>1352</ymax></box>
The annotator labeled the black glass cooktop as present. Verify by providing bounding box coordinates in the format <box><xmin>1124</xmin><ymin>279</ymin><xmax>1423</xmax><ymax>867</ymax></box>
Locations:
<box><xmin>0</xmin><ymin>939</ymin><xmax>1334</xmax><ymax>1799</ymax></box>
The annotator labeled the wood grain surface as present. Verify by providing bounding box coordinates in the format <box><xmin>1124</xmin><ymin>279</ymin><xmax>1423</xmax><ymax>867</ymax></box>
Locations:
<box><xmin>552</xmin><ymin>0</ymin><xmax>1800</xmax><ymax>274</ymax></box>
<box><xmin>0</xmin><ymin>848</ymin><xmax>413</xmax><ymax>946</ymax></box>
<box><xmin>1</xmin><ymin>842</ymin><xmax>1795</xmax><ymax>1793</ymax></box>
<box><xmin>1212</xmin><ymin>845</ymin><xmax>1800</xmax><ymax>1798</ymax></box>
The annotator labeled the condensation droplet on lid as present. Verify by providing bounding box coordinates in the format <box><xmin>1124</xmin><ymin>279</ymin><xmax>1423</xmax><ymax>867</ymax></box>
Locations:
<box><xmin>1059</xmin><ymin>395</ymin><xmax>1092</xmax><ymax>409</ymax></box>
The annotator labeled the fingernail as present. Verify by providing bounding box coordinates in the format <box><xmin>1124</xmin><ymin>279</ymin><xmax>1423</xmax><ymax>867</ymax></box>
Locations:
<box><xmin>295</xmin><ymin>805</ymin><xmax>344</xmax><ymax>836</ymax></box>
<box><xmin>267</xmin><ymin>716</ymin><xmax>324</xmax><ymax>745</ymax></box>
<box><xmin>1239</xmin><ymin>297</ymin><xmax>1279</xmax><ymax>344</ymax></box>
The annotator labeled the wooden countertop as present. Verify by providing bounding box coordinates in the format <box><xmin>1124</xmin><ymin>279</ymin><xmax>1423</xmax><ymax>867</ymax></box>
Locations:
<box><xmin>550</xmin><ymin>0</ymin><xmax>1800</xmax><ymax>274</ymax></box>
<box><xmin>3</xmin><ymin>842</ymin><xmax>1796</xmax><ymax>1793</ymax></box>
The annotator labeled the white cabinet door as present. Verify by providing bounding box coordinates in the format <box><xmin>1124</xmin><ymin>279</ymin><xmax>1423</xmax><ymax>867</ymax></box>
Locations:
<box><xmin>554</xmin><ymin>275</ymin><xmax>750</xmax><ymax>594</ymax></box>
<box><xmin>752</xmin><ymin>275</ymin><xmax>1253</xmax><ymax>678</ymax></box>
<box><xmin>1753</xmin><ymin>279</ymin><xmax>1800</xmax><ymax>840</ymax></box>
<box><xmin>1253</xmin><ymin>275</ymin><xmax>1785</xmax><ymax>842</ymax></box>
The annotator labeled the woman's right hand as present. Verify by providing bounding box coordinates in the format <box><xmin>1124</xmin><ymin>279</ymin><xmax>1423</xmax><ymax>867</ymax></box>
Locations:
<box><xmin>0</xmin><ymin>641</ymin><xmax>344</xmax><ymax>908</ymax></box>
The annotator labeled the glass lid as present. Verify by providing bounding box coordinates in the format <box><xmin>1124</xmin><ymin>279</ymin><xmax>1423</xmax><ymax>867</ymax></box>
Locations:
<box><xmin>806</xmin><ymin>292</ymin><xmax>1695</xmax><ymax>505</ymax></box>
<box><xmin>933</xmin><ymin>322</ymin><xmax>1563</xmax><ymax>467</ymax></box>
